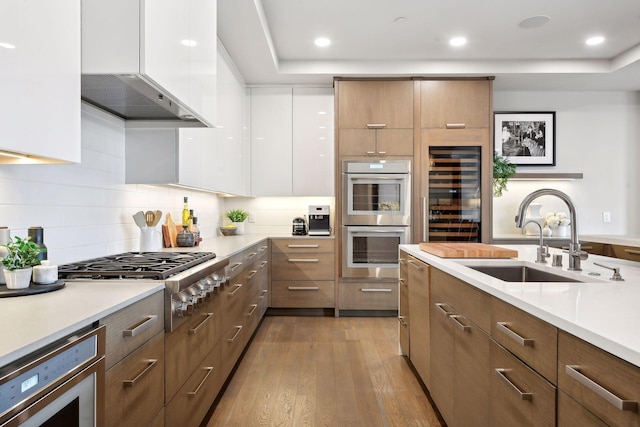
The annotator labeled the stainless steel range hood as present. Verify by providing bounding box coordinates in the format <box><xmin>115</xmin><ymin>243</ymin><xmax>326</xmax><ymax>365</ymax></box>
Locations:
<box><xmin>81</xmin><ymin>74</ymin><xmax>205</xmax><ymax>125</ymax></box>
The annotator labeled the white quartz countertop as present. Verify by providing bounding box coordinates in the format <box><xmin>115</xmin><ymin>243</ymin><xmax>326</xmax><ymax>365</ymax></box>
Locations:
<box><xmin>400</xmin><ymin>243</ymin><xmax>640</xmax><ymax>368</ymax></box>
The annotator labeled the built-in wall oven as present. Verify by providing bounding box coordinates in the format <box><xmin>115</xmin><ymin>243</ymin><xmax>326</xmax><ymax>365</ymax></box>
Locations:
<box><xmin>342</xmin><ymin>159</ymin><xmax>411</xmax><ymax>278</ymax></box>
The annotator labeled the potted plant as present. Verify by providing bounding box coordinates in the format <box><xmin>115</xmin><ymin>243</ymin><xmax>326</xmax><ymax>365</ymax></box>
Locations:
<box><xmin>225</xmin><ymin>209</ymin><xmax>249</xmax><ymax>235</ymax></box>
<box><xmin>1</xmin><ymin>236</ymin><xmax>43</xmax><ymax>289</ymax></box>
<box><xmin>493</xmin><ymin>152</ymin><xmax>517</xmax><ymax>197</ymax></box>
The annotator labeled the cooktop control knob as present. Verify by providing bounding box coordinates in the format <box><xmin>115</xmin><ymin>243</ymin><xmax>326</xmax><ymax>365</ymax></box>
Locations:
<box><xmin>183</xmin><ymin>287</ymin><xmax>203</xmax><ymax>307</ymax></box>
<box><xmin>173</xmin><ymin>294</ymin><xmax>194</xmax><ymax>318</ymax></box>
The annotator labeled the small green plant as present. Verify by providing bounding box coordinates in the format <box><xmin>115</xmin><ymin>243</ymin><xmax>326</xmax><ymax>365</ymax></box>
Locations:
<box><xmin>493</xmin><ymin>152</ymin><xmax>517</xmax><ymax>197</ymax></box>
<box><xmin>225</xmin><ymin>209</ymin><xmax>249</xmax><ymax>223</ymax></box>
<box><xmin>1</xmin><ymin>236</ymin><xmax>43</xmax><ymax>271</ymax></box>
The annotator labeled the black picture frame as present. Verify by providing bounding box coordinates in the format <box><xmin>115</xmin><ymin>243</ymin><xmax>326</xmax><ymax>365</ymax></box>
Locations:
<box><xmin>494</xmin><ymin>111</ymin><xmax>556</xmax><ymax>166</ymax></box>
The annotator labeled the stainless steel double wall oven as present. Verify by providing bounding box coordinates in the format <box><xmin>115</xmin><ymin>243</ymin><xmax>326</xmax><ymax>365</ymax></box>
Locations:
<box><xmin>342</xmin><ymin>159</ymin><xmax>411</xmax><ymax>279</ymax></box>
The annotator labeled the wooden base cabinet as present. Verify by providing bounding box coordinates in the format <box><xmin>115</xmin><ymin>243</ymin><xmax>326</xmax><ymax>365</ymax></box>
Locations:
<box><xmin>398</xmin><ymin>255</ymin><xmax>409</xmax><ymax>356</ymax></box>
<box><xmin>407</xmin><ymin>255</ymin><xmax>430</xmax><ymax>388</ymax></box>
<box><xmin>558</xmin><ymin>391</ymin><xmax>608</xmax><ymax>427</ymax></box>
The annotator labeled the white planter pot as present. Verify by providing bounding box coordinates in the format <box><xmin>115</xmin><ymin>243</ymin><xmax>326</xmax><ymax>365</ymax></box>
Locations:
<box><xmin>4</xmin><ymin>267</ymin><xmax>33</xmax><ymax>289</ymax></box>
<box><xmin>232</xmin><ymin>222</ymin><xmax>245</xmax><ymax>235</ymax></box>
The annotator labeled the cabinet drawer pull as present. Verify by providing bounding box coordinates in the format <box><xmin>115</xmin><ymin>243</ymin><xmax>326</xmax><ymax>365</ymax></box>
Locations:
<box><xmin>399</xmin><ymin>279</ymin><xmax>406</xmax><ymax>286</ymax></box>
<box><xmin>246</xmin><ymin>270</ymin><xmax>257</xmax><ymax>280</ymax></box>
<box><xmin>446</xmin><ymin>123</ymin><xmax>466</xmax><ymax>129</ymax></box>
<box><xmin>288</xmin><ymin>286</ymin><xmax>320</xmax><ymax>291</ymax></box>
<box><xmin>565</xmin><ymin>365</ymin><xmax>638</xmax><ymax>412</ymax></box>
<box><xmin>247</xmin><ymin>304</ymin><xmax>258</xmax><ymax>316</ymax></box>
<box><xmin>366</xmin><ymin>151</ymin><xmax>376</xmax><ymax>156</ymax></box>
<box><xmin>496</xmin><ymin>322</ymin><xmax>534</xmax><ymax>347</ymax></box>
<box><xmin>407</xmin><ymin>259</ymin><xmax>424</xmax><ymax>271</ymax></box>
<box><xmin>247</xmin><ymin>252</ymin><xmax>257</xmax><ymax>259</ymax></box>
<box><xmin>495</xmin><ymin>368</ymin><xmax>533</xmax><ymax>401</ymax></box>
<box><xmin>377</xmin><ymin>151</ymin><xmax>386</xmax><ymax>156</ymax></box>
<box><xmin>449</xmin><ymin>315</ymin><xmax>471</xmax><ymax>332</ymax></box>
<box><xmin>288</xmin><ymin>258</ymin><xmax>319</xmax><ymax>263</ymax></box>
<box><xmin>435</xmin><ymin>302</ymin><xmax>454</xmax><ymax>316</ymax></box>
<box><xmin>228</xmin><ymin>283</ymin><xmax>243</xmax><ymax>296</ymax></box>
<box><xmin>366</xmin><ymin>123</ymin><xmax>386</xmax><ymax>128</ymax></box>
<box><xmin>123</xmin><ymin>359</ymin><xmax>158</xmax><ymax>388</ymax></box>
<box><xmin>123</xmin><ymin>315</ymin><xmax>158</xmax><ymax>337</ymax></box>
<box><xmin>260</xmin><ymin>260</ymin><xmax>268</xmax><ymax>268</ymax></box>
<box><xmin>398</xmin><ymin>316</ymin><xmax>408</xmax><ymax>326</ymax></box>
<box><xmin>287</xmin><ymin>244</ymin><xmax>319</xmax><ymax>248</ymax></box>
<box><xmin>189</xmin><ymin>312</ymin><xmax>213</xmax><ymax>335</ymax></box>
<box><xmin>259</xmin><ymin>245</ymin><xmax>268</xmax><ymax>252</ymax></box>
<box><xmin>227</xmin><ymin>325</ymin><xmax>243</xmax><ymax>342</ymax></box>
<box><xmin>625</xmin><ymin>249</ymin><xmax>640</xmax><ymax>256</ymax></box>
<box><xmin>361</xmin><ymin>288</ymin><xmax>392</xmax><ymax>292</ymax></box>
<box><xmin>187</xmin><ymin>367</ymin><xmax>214</xmax><ymax>398</ymax></box>
<box><xmin>260</xmin><ymin>289</ymin><xmax>268</xmax><ymax>298</ymax></box>
<box><xmin>229</xmin><ymin>262</ymin><xmax>243</xmax><ymax>271</ymax></box>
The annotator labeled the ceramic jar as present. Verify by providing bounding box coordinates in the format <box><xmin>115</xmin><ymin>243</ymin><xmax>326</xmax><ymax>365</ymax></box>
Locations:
<box><xmin>33</xmin><ymin>260</ymin><xmax>58</xmax><ymax>285</ymax></box>
<box><xmin>524</xmin><ymin>203</ymin><xmax>544</xmax><ymax>236</ymax></box>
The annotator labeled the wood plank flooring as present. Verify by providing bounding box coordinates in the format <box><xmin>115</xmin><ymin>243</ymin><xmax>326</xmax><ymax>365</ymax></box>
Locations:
<box><xmin>205</xmin><ymin>316</ymin><xmax>443</xmax><ymax>427</ymax></box>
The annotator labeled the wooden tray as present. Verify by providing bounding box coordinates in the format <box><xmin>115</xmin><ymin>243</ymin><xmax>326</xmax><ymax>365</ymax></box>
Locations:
<box><xmin>419</xmin><ymin>243</ymin><xmax>518</xmax><ymax>259</ymax></box>
<box><xmin>0</xmin><ymin>280</ymin><xmax>65</xmax><ymax>298</ymax></box>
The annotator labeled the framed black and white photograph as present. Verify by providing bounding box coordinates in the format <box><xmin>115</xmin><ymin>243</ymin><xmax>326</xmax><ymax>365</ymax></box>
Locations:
<box><xmin>494</xmin><ymin>111</ymin><xmax>556</xmax><ymax>166</ymax></box>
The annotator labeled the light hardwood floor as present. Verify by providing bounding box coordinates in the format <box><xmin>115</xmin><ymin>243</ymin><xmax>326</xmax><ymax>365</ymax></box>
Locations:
<box><xmin>205</xmin><ymin>316</ymin><xmax>443</xmax><ymax>427</ymax></box>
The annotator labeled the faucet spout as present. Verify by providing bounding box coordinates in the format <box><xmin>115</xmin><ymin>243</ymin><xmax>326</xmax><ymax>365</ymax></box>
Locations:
<box><xmin>515</xmin><ymin>188</ymin><xmax>587</xmax><ymax>270</ymax></box>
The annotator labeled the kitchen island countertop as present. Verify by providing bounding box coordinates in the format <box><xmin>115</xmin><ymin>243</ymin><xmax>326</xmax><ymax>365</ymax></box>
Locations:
<box><xmin>401</xmin><ymin>243</ymin><xmax>640</xmax><ymax>368</ymax></box>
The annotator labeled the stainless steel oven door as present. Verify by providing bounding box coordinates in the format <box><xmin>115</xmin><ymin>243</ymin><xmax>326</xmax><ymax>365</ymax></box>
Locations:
<box><xmin>342</xmin><ymin>160</ymin><xmax>411</xmax><ymax>226</ymax></box>
<box><xmin>342</xmin><ymin>226</ymin><xmax>410</xmax><ymax>279</ymax></box>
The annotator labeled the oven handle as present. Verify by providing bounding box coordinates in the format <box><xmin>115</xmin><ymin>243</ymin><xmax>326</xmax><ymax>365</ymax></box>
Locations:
<box><xmin>349</xmin><ymin>229</ymin><xmax>406</xmax><ymax>234</ymax></box>
<box><xmin>123</xmin><ymin>315</ymin><xmax>158</xmax><ymax>337</ymax></box>
<box><xmin>123</xmin><ymin>359</ymin><xmax>158</xmax><ymax>388</ymax></box>
<box><xmin>349</xmin><ymin>176</ymin><xmax>405</xmax><ymax>181</ymax></box>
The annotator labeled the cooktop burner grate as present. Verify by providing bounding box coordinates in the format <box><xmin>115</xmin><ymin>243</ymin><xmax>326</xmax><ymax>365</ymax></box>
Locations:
<box><xmin>58</xmin><ymin>252</ymin><xmax>216</xmax><ymax>280</ymax></box>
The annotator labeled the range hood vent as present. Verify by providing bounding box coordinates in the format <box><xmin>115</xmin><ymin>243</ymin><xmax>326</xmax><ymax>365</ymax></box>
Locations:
<box><xmin>81</xmin><ymin>74</ymin><xmax>205</xmax><ymax>124</ymax></box>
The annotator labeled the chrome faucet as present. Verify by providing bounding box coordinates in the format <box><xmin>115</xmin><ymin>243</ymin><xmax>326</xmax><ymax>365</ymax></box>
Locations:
<box><xmin>515</xmin><ymin>189</ymin><xmax>588</xmax><ymax>271</ymax></box>
<box><xmin>522</xmin><ymin>220</ymin><xmax>550</xmax><ymax>263</ymax></box>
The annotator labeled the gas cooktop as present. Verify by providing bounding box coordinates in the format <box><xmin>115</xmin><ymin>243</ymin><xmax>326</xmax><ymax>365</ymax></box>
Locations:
<box><xmin>58</xmin><ymin>252</ymin><xmax>216</xmax><ymax>280</ymax></box>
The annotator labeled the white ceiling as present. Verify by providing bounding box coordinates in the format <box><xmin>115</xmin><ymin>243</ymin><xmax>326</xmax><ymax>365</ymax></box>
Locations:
<box><xmin>217</xmin><ymin>0</ymin><xmax>640</xmax><ymax>91</ymax></box>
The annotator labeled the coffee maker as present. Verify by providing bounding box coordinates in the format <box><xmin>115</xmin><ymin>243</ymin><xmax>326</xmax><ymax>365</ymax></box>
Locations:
<box><xmin>308</xmin><ymin>205</ymin><xmax>331</xmax><ymax>236</ymax></box>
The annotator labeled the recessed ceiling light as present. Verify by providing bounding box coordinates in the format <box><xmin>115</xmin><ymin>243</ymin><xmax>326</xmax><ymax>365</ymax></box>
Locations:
<box><xmin>314</xmin><ymin>37</ymin><xmax>331</xmax><ymax>47</ymax></box>
<box><xmin>181</xmin><ymin>39</ymin><xmax>197</xmax><ymax>47</ymax></box>
<box><xmin>518</xmin><ymin>15</ymin><xmax>551</xmax><ymax>29</ymax></box>
<box><xmin>585</xmin><ymin>36</ymin><xmax>605</xmax><ymax>46</ymax></box>
<box><xmin>449</xmin><ymin>37</ymin><xmax>467</xmax><ymax>47</ymax></box>
<box><xmin>0</xmin><ymin>42</ymin><xmax>16</xmax><ymax>49</ymax></box>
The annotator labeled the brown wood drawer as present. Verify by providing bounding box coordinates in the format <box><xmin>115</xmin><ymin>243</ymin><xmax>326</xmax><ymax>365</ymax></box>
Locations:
<box><xmin>165</xmin><ymin>342</ymin><xmax>222</xmax><ymax>427</ymax></box>
<box><xmin>221</xmin><ymin>321</ymin><xmax>246</xmax><ymax>378</ymax></box>
<box><xmin>339</xmin><ymin>281</ymin><xmax>398</xmax><ymax>310</ymax></box>
<box><xmin>610</xmin><ymin>244</ymin><xmax>640</xmax><ymax>261</ymax></box>
<box><xmin>558</xmin><ymin>390</ymin><xmax>608</xmax><ymax>427</ymax></box>
<box><xmin>491</xmin><ymin>296</ymin><xmax>558</xmax><ymax>383</ymax></box>
<box><xmin>579</xmin><ymin>241</ymin><xmax>608</xmax><ymax>256</ymax></box>
<box><xmin>430</xmin><ymin>268</ymin><xmax>490</xmax><ymax>332</ymax></box>
<box><xmin>490</xmin><ymin>340</ymin><xmax>556</xmax><ymax>427</ymax></box>
<box><xmin>164</xmin><ymin>295</ymin><xmax>221</xmax><ymax>402</ymax></box>
<box><xmin>102</xmin><ymin>290</ymin><xmax>164</xmax><ymax>369</ymax></box>
<box><xmin>105</xmin><ymin>331</ymin><xmax>164</xmax><ymax>427</ymax></box>
<box><xmin>271</xmin><ymin>280</ymin><xmax>335</xmax><ymax>308</ymax></box>
<box><xmin>148</xmin><ymin>407</ymin><xmax>164</xmax><ymax>427</ymax></box>
<box><xmin>272</xmin><ymin>253</ymin><xmax>335</xmax><ymax>281</ymax></box>
<box><xmin>272</xmin><ymin>238</ymin><xmax>334</xmax><ymax>254</ymax></box>
<box><xmin>558</xmin><ymin>330</ymin><xmax>640</xmax><ymax>427</ymax></box>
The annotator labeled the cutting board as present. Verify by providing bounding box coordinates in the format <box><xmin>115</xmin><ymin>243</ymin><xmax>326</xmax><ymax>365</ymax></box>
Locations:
<box><xmin>165</xmin><ymin>213</ymin><xmax>178</xmax><ymax>248</ymax></box>
<box><xmin>419</xmin><ymin>242</ymin><xmax>518</xmax><ymax>258</ymax></box>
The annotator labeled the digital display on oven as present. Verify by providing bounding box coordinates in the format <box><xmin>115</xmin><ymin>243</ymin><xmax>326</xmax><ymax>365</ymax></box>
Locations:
<box><xmin>369</xmin><ymin>164</ymin><xmax>383</xmax><ymax>169</ymax></box>
<box><xmin>21</xmin><ymin>373</ymin><xmax>39</xmax><ymax>393</ymax></box>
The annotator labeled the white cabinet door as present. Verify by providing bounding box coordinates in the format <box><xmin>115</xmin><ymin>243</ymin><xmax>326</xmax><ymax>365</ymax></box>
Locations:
<box><xmin>292</xmin><ymin>87</ymin><xmax>334</xmax><ymax>196</ymax></box>
<box><xmin>251</xmin><ymin>88</ymin><xmax>293</xmax><ymax>196</ymax></box>
<box><xmin>0</xmin><ymin>0</ymin><xmax>81</xmax><ymax>163</ymax></box>
<box><xmin>188</xmin><ymin>0</ymin><xmax>217</xmax><ymax>124</ymax></box>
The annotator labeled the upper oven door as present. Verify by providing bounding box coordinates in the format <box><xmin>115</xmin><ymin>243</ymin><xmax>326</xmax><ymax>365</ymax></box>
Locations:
<box><xmin>342</xmin><ymin>161</ymin><xmax>411</xmax><ymax>226</ymax></box>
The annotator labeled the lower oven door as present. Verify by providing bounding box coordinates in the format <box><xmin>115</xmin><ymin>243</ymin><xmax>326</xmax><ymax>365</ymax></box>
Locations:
<box><xmin>342</xmin><ymin>226</ymin><xmax>410</xmax><ymax>279</ymax></box>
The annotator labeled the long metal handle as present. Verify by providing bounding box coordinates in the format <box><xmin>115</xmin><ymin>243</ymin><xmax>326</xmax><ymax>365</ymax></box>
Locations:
<box><xmin>189</xmin><ymin>312</ymin><xmax>213</xmax><ymax>335</ymax></box>
<box><xmin>259</xmin><ymin>289</ymin><xmax>268</xmax><ymax>298</ymax></box>
<box><xmin>435</xmin><ymin>302</ymin><xmax>454</xmax><ymax>316</ymax></box>
<box><xmin>228</xmin><ymin>283</ymin><xmax>243</xmax><ymax>296</ymax></box>
<box><xmin>407</xmin><ymin>259</ymin><xmax>423</xmax><ymax>271</ymax></box>
<box><xmin>288</xmin><ymin>286</ymin><xmax>320</xmax><ymax>290</ymax></box>
<box><xmin>398</xmin><ymin>316</ymin><xmax>408</xmax><ymax>326</ymax></box>
<box><xmin>377</xmin><ymin>151</ymin><xmax>386</xmax><ymax>156</ymax></box>
<box><xmin>227</xmin><ymin>325</ymin><xmax>243</xmax><ymax>342</ymax></box>
<box><xmin>260</xmin><ymin>260</ymin><xmax>268</xmax><ymax>268</ymax></box>
<box><xmin>247</xmin><ymin>252</ymin><xmax>257</xmax><ymax>259</ymax></box>
<box><xmin>366</xmin><ymin>123</ymin><xmax>386</xmax><ymax>128</ymax></box>
<box><xmin>247</xmin><ymin>304</ymin><xmax>258</xmax><ymax>316</ymax></box>
<box><xmin>187</xmin><ymin>367</ymin><xmax>214</xmax><ymax>398</ymax></box>
<box><xmin>361</xmin><ymin>288</ymin><xmax>392</xmax><ymax>292</ymax></box>
<box><xmin>123</xmin><ymin>315</ymin><xmax>158</xmax><ymax>337</ymax></box>
<box><xmin>449</xmin><ymin>315</ymin><xmax>471</xmax><ymax>332</ymax></box>
<box><xmin>287</xmin><ymin>244</ymin><xmax>319</xmax><ymax>248</ymax></box>
<box><xmin>349</xmin><ymin>229</ymin><xmax>405</xmax><ymax>234</ymax></box>
<box><xmin>123</xmin><ymin>359</ymin><xmax>158</xmax><ymax>388</ymax></box>
<box><xmin>229</xmin><ymin>262</ymin><xmax>243</xmax><ymax>271</ymax></box>
<box><xmin>422</xmin><ymin>197</ymin><xmax>427</xmax><ymax>242</ymax></box>
<box><xmin>288</xmin><ymin>258</ymin><xmax>319</xmax><ymax>262</ymax></box>
<box><xmin>259</xmin><ymin>245</ymin><xmax>268</xmax><ymax>252</ymax></box>
<box><xmin>625</xmin><ymin>249</ymin><xmax>640</xmax><ymax>256</ymax></box>
<box><xmin>399</xmin><ymin>278</ymin><xmax>406</xmax><ymax>287</ymax></box>
<box><xmin>445</xmin><ymin>123</ymin><xmax>466</xmax><ymax>129</ymax></box>
<box><xmin>496</xmin><ymin>322</ymin><xmax>534</xmax><ymax>347</ymax></box>
<box><xmin>495</xmin><ymin>368</ymin><xmax>533</xmax><ymax>401</ymax></box>
<box><xmin>565</xmin><ymin>365</ymin><xmax>638</xmax><ymax>411</ymax></box>
<box><xmin>246</xmin><ymin>270</ymin><xmax>258</xmax><ymax>280</ymax></box>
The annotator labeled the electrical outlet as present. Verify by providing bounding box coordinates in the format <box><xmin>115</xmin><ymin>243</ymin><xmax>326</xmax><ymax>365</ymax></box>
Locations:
<box><xmin>603</xmin><ymin>211</ymin><xmax>611</xmax><ymax>223</ymax></box>
<box><xmin>248</xmin><ymin>213</ymin><xmax>256</xmax><ymax>223</ymax></box>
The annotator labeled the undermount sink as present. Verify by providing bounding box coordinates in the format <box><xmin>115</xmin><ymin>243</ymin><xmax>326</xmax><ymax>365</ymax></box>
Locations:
<box><xmin>466</xmin><ymin>265</ymin><xmax>584</xmax><ymax>283</ymax></box>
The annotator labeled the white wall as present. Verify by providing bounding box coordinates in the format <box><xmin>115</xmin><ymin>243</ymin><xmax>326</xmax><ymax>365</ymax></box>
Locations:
<box><xmin>492</xmin><ymin>91</ymin><xmax>640</xmax><ymax>237</ymax></box>
<box><xmin>0</xmin><ymin>104</ymin><xmax>224</xmax><ymax>265</ymax></box>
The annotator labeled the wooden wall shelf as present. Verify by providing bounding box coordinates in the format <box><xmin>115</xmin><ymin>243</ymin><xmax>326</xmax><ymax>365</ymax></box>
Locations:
<box><xmin>512</xmin><ymin>173</ymin><xmax>583</xmax><ymax>180</ymax></box>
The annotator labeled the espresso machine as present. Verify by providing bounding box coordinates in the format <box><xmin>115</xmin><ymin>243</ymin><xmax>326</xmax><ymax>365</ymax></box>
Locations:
<box><xmin>308</xmin><ymin>205</ymin><xmax>331</xmax><ymax>236</ymax></box>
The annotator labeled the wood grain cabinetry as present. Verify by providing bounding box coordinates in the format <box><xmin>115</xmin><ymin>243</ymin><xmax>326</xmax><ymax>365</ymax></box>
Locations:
<box><xmin>102</xmin><ymin>290</ymin><xmax>165</xmax><ymax>427</ymax></box>
<box><xmin>271</xmin><ymin>239</ymin><xmax>335</xmax><ymax>308</ymax></box>
<box><xmin>558</xmin><ymin>330</ymin><xmax>640</xmax><ymax>427</ymax></box>
<box><xmin>407</xmin><ymin>255</ymin><xmax>430</xmax><ymax>388</ymax></box>
<box><xmin>420</xmin><ymin>80</ymin><xmax>491</xmax><ymax>129</ymax></box>
<box><xmin>398</xmin><ymin>255</ymin><xmax>409</xmax><ymax>356</ymax></box>
<box><xmin>558</xmin><ymin>391</ymin><xmax>608</xmax><ymax>427</ymax></box>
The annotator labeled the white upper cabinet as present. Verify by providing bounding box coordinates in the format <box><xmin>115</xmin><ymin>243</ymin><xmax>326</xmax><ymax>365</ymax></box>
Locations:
<box><xmin>82</xmin><ymin>0</ymin><xmax>217</xmax><ymax>126</ymax></box>
<box><xmin>250</xmin><ymin>87</ymin><xmax>334</xmax><ymax>197</ymax></box>
<box><xmin>0</xmin><ymin>0</ymin><xmax>81</xmax><ymax>164</ymax></box>
<box><xmin>292</xmin><ymin>87</ymin><xmax>335</xmax><ymax>196</ymax></box>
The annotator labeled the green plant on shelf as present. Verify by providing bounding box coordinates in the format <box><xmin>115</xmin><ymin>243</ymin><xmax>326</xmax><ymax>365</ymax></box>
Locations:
<box><xmin>225</xmin><ymin>209</ymin><xmax>249</xmax><ymax>223</ymax></box>
<box><xmin>493</xmin><ymin>152</ymin><xmax>517</xmax><ymax>197</ymax></box>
